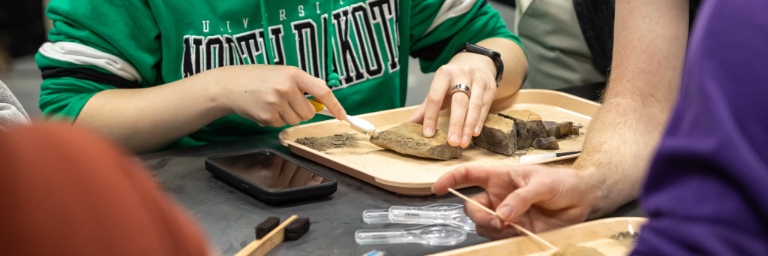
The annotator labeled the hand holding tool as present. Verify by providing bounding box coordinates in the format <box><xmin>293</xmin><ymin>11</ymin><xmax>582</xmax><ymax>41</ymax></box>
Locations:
<box><xmin>309</xmin><ymin>99</ymin><xmax>376</xmax><ymax>135</ymax></box>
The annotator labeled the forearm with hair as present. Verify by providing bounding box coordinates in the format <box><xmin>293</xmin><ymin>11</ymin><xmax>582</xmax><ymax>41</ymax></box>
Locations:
<box><xmin>576</xmin><ymin>92</ymin><xmax>672</xmax><ymax>218</ymax></box>
<box><xmin>571</xmin><ymin>0</ymin><xmax>690</xmax><ymax>218</ymax></box>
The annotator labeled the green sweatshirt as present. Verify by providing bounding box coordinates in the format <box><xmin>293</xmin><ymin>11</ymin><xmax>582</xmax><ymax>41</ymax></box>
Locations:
<box><xmin>37</xmin><ymin>0</ymin><xmax>522</xmax><ymax>150</ymax></box>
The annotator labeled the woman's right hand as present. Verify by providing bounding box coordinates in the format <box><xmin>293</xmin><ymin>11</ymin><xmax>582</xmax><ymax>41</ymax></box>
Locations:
<box><xmin>213</xmin><ymin>65</ymin><xmax>346</xmax><ymax>127</ymax></box>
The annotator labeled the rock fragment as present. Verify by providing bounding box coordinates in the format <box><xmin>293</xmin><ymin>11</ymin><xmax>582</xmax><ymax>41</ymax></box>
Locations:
<box><xmin>472</xmin><ymin>114</ymin><xmax>517</xmax><ymax>156</ymax></box>
<box><xmin>533</xmin><ymin>137</ymin><xmax>560</xmax><ymax>150</ymax></box>
<box><xmin>498</xmin><ymin>109</ymin><xmax>547</xmax><ymax>149</ymax></box>
<box><xmin>370</xmin><ymin>123</ymin><xmax>461</xmax><ymax>160</ymax></box>
<box><xmin>570</xmin><ymin>127</ymin><xmax>580</xmax><ymax>136</ymax></box>
<box><xmin>543</xmin><ymin>121</ymin><xmax>573</xmax><ymax>138</ymax></box>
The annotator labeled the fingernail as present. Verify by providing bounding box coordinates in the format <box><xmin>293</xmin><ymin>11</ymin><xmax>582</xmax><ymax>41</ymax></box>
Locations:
<box><xmin>490</xmin><ymin>219</ymin><xmax>503</xmax><ymax>230</ymax></box>
<box><xmin>497</xmin><ymin>206</ymin><xmax>514</xmax><ymax>220</ymax></box>
<box><xmin>461</xmin><ymin>135</ymin><xmax>471</xmax><ymax>147</ymax></box>
<box><xmin>425</xmin><ymin>127</ymin><xmax>434</xmax><ymax>137</ymax></box>
<box><xmin>450</xmin><ymin>133</ymin><xmax>459</xmax><ymax>144</ymax></box>
<box><xmin>475</xmin><ymin>125</ymin><xmax>482</xmax><ymax>134</ymax></box>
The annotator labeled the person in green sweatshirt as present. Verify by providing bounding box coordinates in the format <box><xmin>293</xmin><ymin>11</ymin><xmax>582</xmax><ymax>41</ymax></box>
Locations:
<box><xmin>37</xmin><ymin>0</ymin><xmax>528</xmax><ymax>153</ymax></box>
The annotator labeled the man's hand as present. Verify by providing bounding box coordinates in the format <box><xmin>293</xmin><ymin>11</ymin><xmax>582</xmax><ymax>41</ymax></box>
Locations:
<box><xmin>432</xmin><ymin>165</ymin><xmax>603</xmax><ymax>240</ymax></box>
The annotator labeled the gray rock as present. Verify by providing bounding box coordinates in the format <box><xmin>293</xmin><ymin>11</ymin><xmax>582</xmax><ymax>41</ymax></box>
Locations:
<box><xmin>473</xmin><ymin>114</ymin><xmax>517</xmax><ymax>156</ymax></box>
<box><xmin>498</xmin><ymin>109</ymin><xmax>547</xmax><ymax>149</ymax></box>
<box><xmin>533</xmin><ymin>137</ymin><xmax>560</xmax><ymax>150</ymax></box>
<box><xmin>543</xmin><ymin>121</ymin><xmax>574</xmax><ymax>138</ymax></box>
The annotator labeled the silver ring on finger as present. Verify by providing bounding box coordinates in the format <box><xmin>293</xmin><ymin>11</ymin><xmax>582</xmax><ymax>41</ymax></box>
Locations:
<box><xmin>450</xmin><ymin>83</ymin><xmax>471</xmax><ymax>98</ymax></box>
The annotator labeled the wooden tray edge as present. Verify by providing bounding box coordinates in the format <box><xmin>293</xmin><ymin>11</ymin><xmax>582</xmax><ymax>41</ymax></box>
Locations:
<box><xmin>286</xmin><ymin>143</ymin><xmax>435</xmax><ymax>195</ymax></box>
<box><xmin>428</xmin><ymin>217</ymin><xmax>648</xmax><ymax>256</ymax></box>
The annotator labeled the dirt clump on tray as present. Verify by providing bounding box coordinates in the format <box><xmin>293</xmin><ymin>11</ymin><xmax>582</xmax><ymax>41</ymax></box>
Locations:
<box><xmin>610</xmin><ymin>231</ymin><xmax>640</xmax><ymax>247</ymax></box>
<box><xmin>295</xmin><ymin>133</ymin><xmax>360</xmax><ymax>151</ymax></box>
<box><xmin>550</xmin><ymin>243</ymin><xmax>605</xmax><ymax>256</ymax></box>
<box><xmin>370</xmin><ymin>123</ymin><xmax>461</xmax><ymax>160</ymax></box>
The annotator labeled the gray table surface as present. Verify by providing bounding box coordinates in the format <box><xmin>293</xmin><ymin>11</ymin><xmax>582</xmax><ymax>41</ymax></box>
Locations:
<box><xmin>139</xmin><ymin>133</ymin><xmax>644</xmax><ymax>256</ymax></box>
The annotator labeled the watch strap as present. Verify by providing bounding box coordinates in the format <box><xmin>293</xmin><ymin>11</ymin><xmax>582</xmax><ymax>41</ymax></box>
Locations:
<box><xmin>454</xmin><ymin>42</ymin><xmax>504</xmax><ymax>83</ymax></box>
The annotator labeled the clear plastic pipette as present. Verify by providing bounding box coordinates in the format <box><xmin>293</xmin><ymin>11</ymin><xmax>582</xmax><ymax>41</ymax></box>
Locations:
<box><xmin>355</xmin><ymin>223</ymin><xmax>467</xmax><ymax>246</ymax></box>
<box><xmin>362</xmin><ymin>203</ymin><xmax>476</xmax><ymax>233</ymax></box>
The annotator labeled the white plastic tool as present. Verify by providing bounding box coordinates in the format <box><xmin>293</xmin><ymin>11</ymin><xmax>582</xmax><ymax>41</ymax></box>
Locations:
<box><xmin>362</xmin><ymin>203</ymin><xmax>476</xmax><ymax>233</ymax></box>
<box><xmin>355</xmin><ymin>223</ymin><xmax>467</xmax><ymax>246</ymax></box>
<box><xmin>309</xmin><ymin>99</ymin><xmax>376</xmax><ymax>135</ymax></box>
<box><xmin>519</xmin><ymin>150</ymin><xmax>581</xmax><ymax>164</ymax></box>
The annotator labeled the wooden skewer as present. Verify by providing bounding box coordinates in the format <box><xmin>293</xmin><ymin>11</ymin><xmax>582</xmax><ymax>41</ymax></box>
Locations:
<box><xmin>447</xmin><ymin>188</ymin><xmax>557</xmax><ymax>250</ymax></box>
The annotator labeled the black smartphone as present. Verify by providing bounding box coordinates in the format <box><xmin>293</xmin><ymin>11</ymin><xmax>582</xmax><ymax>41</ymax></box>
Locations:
<box><xmin>205</xmin><ymin>149</ymin><xmax>337</xmax><ymax>205</ymax></box>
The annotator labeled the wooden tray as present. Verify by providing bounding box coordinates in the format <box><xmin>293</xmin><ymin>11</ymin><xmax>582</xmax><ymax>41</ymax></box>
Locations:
<box><xmin>279</xmin><ymin>90</ymin><xmax>600</xmax><ymax>195</ymax></box>
<box><xmin>430</xmin><ymin>217</ymin><xmax>647</xmax><ymax>256</ymax></box>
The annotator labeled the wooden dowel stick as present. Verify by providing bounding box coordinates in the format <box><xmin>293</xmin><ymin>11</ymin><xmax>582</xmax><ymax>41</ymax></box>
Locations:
<box><xmin>447</xmin><ymin>188</ymin><xmax>557</xmax><ymax>250</ymax></box>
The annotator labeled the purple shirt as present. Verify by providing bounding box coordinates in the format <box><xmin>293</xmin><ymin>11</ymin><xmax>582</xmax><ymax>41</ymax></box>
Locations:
<box><xmin>631</xmin><ymin>0</ymin><xmax>768</xmax><ymax>255</ymax></box>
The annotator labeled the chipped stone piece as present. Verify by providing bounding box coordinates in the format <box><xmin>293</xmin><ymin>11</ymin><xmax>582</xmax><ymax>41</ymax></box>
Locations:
<box><xmin>473</xmin><ymin>114</ymin><xmax>517</xmax><ymax>155</ymax></box>
<box><xmin>570</xmin><ymin>127</ymin><xmax>580</xmax><ymax>136</ymax></box>
<box><xmin>498</xmin><ymin>109</ymin><xmax>547</xmax><ymax>149</ymax></box>
<box><xmin>533</xmin><ymin>136</ymin><xmax>560</xmax><ymax>150</ymax></box>
<box><xmin>543</xmin><ymin>121</ymin><xmax>573</xmax><ymax>138</ymax></box>
<box><xmin>370</xmin><ymin>123</ymin><xmax>461</xmax><ymax>160</ymax></box>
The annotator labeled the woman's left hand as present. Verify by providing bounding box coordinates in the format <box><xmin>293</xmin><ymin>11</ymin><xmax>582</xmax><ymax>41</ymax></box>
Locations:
<box><xmin>405</xmin><ymin>52</ymin><xmax>498</xmax><ymax>148</ymax></box>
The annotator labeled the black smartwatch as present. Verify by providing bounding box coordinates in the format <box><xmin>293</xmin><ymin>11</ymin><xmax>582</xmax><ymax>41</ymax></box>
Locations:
<box><xmin>453</xmin><ymin>42</ymin><xmax>504</xmax><ymax>84</ymax></box>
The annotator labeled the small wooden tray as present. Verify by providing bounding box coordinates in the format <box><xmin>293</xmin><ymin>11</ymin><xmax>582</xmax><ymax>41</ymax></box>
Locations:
<box><xmin>279</xmin><ymin>90</ymin><xmax>600</xmax><ymax>195</ymax></box>
<box><xmin>430</xmin><ymin>217</ymin><xmax>647</xmax><ymax>256</ymax></box>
